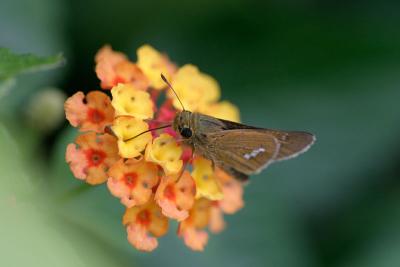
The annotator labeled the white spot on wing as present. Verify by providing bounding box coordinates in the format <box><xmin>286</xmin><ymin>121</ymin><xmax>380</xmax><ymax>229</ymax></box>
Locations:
<box><xmin>243</xmin><ymin>147</ymin><xmax>266</xmax><ymax>160</ymax></box>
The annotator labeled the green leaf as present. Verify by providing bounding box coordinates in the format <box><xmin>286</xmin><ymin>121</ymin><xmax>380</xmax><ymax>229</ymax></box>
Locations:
<box><xmin>0</xmin><ymin>48</ymin><xmax>64</xmax><ymax>99</ymax></box>
<box><xmin>0</xmin><ymin>47</ymin><xmax>64</xmax><ymax>81</ymax></box>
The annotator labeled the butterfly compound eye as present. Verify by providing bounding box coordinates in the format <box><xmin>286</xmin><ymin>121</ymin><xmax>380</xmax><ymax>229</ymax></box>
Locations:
<box><xmin>180</xmin><ymin>127</ymin><xmax>192</xmax><ymax>138</ymax></box>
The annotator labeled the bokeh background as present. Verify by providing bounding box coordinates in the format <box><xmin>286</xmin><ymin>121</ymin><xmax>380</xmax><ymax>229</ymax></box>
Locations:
<box><xmin>1</xmin><ymin>0</ymin><xmax>400</xmax><ymax>266</ymax></box>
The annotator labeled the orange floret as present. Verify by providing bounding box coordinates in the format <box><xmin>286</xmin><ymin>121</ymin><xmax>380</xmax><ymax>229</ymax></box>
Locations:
<box><xmin>209</xmin><ymin>203</ymin><xmax>226</xmax><ymax>233</ymax></box>
<box><xmin>215</xmin><ymin>168</ymin><xmax>244</xmax><ymax>214</ymax></box>
<box><xmin>65</xmin><ymin>132</ymin><xmax>119</xmax><ymax>184</ymax></box>
<box><xmin>155</xmin><ymin>171</ymin><xmax>196</xmax><ymax>221</ymax></box>
<box><xmin>123</xmin><ymin>200</ymin><xmax>169</xmax><ymax>252</ymax></box>
<box><xmin>107</xmin><ymin>158</ymin><xmax>159</xmax><ymax>208</ymax></box>
<box><xmin>64</xmin><ymin>91</ymin><xmax>114</xmax><ymax>133</ymax></box>
<box><xmin>178</xmin><ymin>198</ymin><xmax>211</xmax><ymax>251</ymax></box>
<box><xmin>95</xmin><ymin>45</ymin><xmax>149</xmax><ymax>90</ymax></box>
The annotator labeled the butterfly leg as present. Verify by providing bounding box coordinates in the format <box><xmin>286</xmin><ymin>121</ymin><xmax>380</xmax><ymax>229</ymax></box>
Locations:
<box><xmin>176</xmin><ymin>145</ymin><xmax>194</xmax><ymax>182</ymax></box>
<box><xmin>211</xmin><ymin>159</ymin><xmax>216</xmax><ymax>172</ymax></box>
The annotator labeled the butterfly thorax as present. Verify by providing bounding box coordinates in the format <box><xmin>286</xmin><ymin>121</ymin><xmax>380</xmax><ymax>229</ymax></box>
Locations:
<box><xmin>173</xmin><ymin>111</ymin><xmax>226</xmax><ymax>139</ymax></box>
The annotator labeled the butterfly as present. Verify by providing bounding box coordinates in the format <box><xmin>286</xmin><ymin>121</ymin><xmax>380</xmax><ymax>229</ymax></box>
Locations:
<box><xmin>162</xmin><ymin>74</ymin><xmax>315</xmax><ymax>181</ymax></box>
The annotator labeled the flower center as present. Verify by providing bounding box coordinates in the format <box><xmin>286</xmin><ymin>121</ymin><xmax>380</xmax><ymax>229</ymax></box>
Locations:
<box><xmin>123</xmin><ymin>172</ymin><xmax>138</xmax><ymax>188</ymax></box>
<box><xmin>112</xmin><ymin>76</ymin><xmax>126</xmax><ymax>86</ymax></box>
<box><xmin>87</xmin><ymin>108</ymin><xmax>105</xmax><ymax>123</ymax></box>
<box><xmin>164</xmin><ymin>184</ymin><xmax>176</xmax><ymax>201</ymax></box>
<box><xmin>136</xmin><ymin>210</ymin><xmax>151</xmax><ymax>226</ymax></box>
<box><xmin>85</xmin><ymin>149</ymin><xmax>106</xmax><ymax>167</ymax></box>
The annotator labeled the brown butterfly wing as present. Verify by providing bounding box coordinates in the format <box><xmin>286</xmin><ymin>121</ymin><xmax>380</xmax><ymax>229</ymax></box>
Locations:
<box><xmin>192</xmin><ymin>113</ymin><xmax>315</xmax><ymax>181</ymax></box>
<box><xmin>265</xmin><ymin>130</ymin><xmax>315</xmax><ymax>161</ymax></box>
<box><xmin>215</xmin><ymin>118</ymin><xmax>316</xmax><ymax>161</ymax></box>
<box><xmin>204</xmin><ymin>129</ymin><xmax>280</xmax><ymax>177</ymax></box>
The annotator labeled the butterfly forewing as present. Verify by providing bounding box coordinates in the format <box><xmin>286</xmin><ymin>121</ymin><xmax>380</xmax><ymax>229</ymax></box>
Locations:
<box><xmin>212</xmin><ymin>117</ymin><xmax>316</xmax><ymax>162</ymax></box>
<box><xmin>266</xmin><ymin>130</ymin><xmax>315</xmax><ymax>161</ymax></box>
<box><xmin>205</xmin><ymin>130</ymin><xmax>280</xmax><ymax>176</ymax></box>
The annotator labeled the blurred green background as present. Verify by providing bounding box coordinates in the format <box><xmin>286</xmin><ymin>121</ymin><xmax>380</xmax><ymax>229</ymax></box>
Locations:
<box><xmin>1</xmin><ymin>0</ymin><xmax>400</xmax><ymax>266</ymax></box>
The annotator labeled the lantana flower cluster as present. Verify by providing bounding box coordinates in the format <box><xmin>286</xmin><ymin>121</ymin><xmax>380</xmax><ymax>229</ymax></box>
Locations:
<box><xmin>65</xmin><ymin>44</ymin><xmax>244</xmax><ymax>252</ymax></box>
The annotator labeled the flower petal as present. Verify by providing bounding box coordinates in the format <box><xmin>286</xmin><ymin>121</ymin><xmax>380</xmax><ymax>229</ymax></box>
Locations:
<box><xmin>65</xmin><ymin>143</ymin><xmax>87</xmax><ymax>180</ymax></box>
<box><xmin>145</xmin><ymin>134</ymin><xmax>183</xmax><ymax>175</ymax></box>
<box><xmin>107</xmin><ymin>158</ymin><xmax>159</xmax><ymax>207</ymax></box>
<box><xmin>137</xmin><ymin>45</ymin><xmax>176</xmax><ymax>90</ymax></box>
<box><xmin>191</xmin><ymin>157</ymin><xmax>223</xmax><ymax>201</ymax></box>
<box><xmin>123</xmin><ymin>201</ymin><xmax>169</xmax><ymax>251</ymax></box>
<box><xmin>199</xmin><ymin>101</ymin><xmax>240</xmax><ymax>122</ymax></box>
<box><xmin>64</xmin><ymin>92</ymin><xmax>87</xmax><ymax>127</ymax></box>
<box><xmin>215</xmin><ymin>169</ymin><xmax>244</xmax><ymax>214</ymax></box>
<box><xmin>112</xmin><ymin>116</ymin><xmax>152</xmax><ymax>158</ymax></box>
<box><xmin>178</xmin><ymin>198</ymin><xmax>212</xmax><ymax>251</ymax></box>
<box><xmin>95</xmin><ymin>45</ymin><xmax>149</xmax><ymax>90</ymax></box>
<box><xmin>111</xmin><ymin>83</ymin><xmax>154</xmax><ymax>119</ymax></box>
<box><xmin>107</xmin><ymin>177</ymin><xmax>130</xmax><ymax>198</ymax></box>
<box><xmin>179</xmin><ymin>227</ymin><xmax>208</xmax><ymax>251</ymax></box>
<box><xmin>65</xmin><ymin>132</ymin><xmax>119</xmax><ymax>184</ymax></box>
<box><xmin>209</xmin><ymin>205</ymin><xmax>225</xmax><ymax>234</ymax></box>
<box><xmin>157</xmin><ymin>99</ymin><xmax>176</xmax><ymax>123</ymax></box>
<box><xmin>127</xmin><ymin>224</ymin><xmax>158</xmax><ymax>252</ymax></box>
<box><xmin>170</xmin><ymin>64</ymin><xmax>220</xmax><ymax>111</ymax></box>
<box><xmin>156</xmin><ymin>198</ymin><xmax>188</xmax><ymax>221</ymax></box>
<box><xmin>155</xmin><ymin>171</ymin><xmax>196</xmax><ymax>221</ymax></box>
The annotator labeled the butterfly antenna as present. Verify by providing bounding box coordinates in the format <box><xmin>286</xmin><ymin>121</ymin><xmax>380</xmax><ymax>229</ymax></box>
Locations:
<box><xmin>161</xmin><ymin>73</ymin><xmax>185</xmax><ymax>111</ymax></box>
<box><xmin>124</xmin><ymin>125</ymin><xmax>172</xmax><ymax>142</ymax></box>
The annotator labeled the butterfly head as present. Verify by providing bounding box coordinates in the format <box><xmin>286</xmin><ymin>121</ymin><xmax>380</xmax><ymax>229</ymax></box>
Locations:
<box><xmin>173</xmin><ymin>110</ymin><xmax>193</xmax><ymax>139</ymax></box>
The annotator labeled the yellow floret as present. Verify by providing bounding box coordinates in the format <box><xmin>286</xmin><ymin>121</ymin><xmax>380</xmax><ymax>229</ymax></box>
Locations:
<box><xmin>111</xmin><ymin>83</ymin><xmax>154</xmax><ymax>119</ymax></box>
<box><xmin>170</xmin><ymin>64</ymin><xmax>220</xmax><ymax>111</ymax></box>
<box><xmin>191</xmin><ymin>157</ymin><xmax>223</xmax><ymax>201</ymax></box>
<box><xmin>112</xmin><ymin>116</ymin><xmax>152</xmax><ymax>158</ymax></box>
<box><xmin>145</xmin><ymin>133</ymin><xmax>183</xmax><ymax>175</ymax></box>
